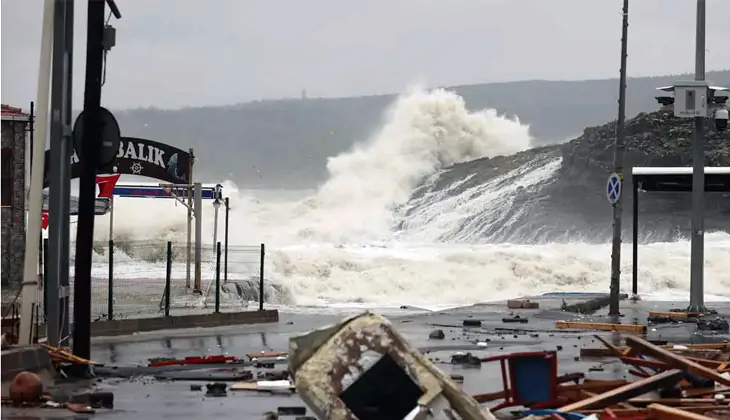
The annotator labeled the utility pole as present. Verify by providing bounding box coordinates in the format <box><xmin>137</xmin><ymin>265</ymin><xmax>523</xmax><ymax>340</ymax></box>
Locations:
<box><xmin>19</xmin><ymin>0</ymin><xmax>54</xmax><ymax>346</ymax></box>
<box><xmin>609</xmin><ymin>0</ymin><xmax>630</xmax><ymax>316</ymax></box>
<box><xmin>72</xmin><ymin>0</ymin><xmax>106</xmax><ymax>362</ymax></box>
<box><xmin>48</xmin><ymin>0</ymin><xmax>74</xmax><ymax>348</ymax></box>
<box><xmin>688</xmin><ymin>0</ymin><xmax>707</xmax><ymax>313</ymax></box>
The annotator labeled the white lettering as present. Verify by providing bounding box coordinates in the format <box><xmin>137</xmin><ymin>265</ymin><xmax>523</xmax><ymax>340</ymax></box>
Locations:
<box><xmin>111</xmin><ymin>140</ymin><xmax>169</xmax><ymax>168</ymax></box>
<box><xmin>123</xmin><ymin>142</ymin><xmax>138</xmax><ymax>160</ymax></box>
<box><xmin>137</xmin><ymin>143</ymin><xmax>148</xmax><ymax>163</ymax></box>
<box><xmin>153</xmin><ymin>147</ymin><xmax>165</xmax><ymax>167</ymax></box>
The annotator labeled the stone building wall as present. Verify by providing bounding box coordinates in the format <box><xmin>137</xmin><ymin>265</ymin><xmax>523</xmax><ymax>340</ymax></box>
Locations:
<box><xmin>1</xmin><ymin>118</ymin><xmax>28</xmax><ymax>287</ymax></box>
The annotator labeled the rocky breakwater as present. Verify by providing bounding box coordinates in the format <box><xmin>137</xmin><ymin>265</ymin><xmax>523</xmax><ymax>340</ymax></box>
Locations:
<box><xmin>404</xmin><ymin>109</ymin><xmax>730</xmax><ymax>243</ymax></box>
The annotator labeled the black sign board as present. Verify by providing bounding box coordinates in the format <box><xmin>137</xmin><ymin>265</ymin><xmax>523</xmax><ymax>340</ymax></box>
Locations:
<box><xmin>72</xmin><ymin>107</ymin><xmax>121</xmax><ymax>166</ymax></box>
<box><xmin>43</xmin><ymin>136</ymin><xmax>192</xmax><ymax>188</ymax></box>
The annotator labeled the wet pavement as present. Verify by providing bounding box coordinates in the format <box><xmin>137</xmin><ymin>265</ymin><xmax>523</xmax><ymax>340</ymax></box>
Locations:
<box><xmin>5</xmin><ymin>297</ymin><xmax>730</xmax><ymax>419</ymax></box>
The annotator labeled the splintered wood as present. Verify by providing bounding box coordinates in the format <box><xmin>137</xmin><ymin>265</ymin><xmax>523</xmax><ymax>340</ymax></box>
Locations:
<box><xmin>554</xmin><ymin>321</ymin><xmax>647</xmax><ymax>334</ymax></box>
<box><xmin>549</xmin><ymin>335</ymin><xmax>730</xmax><ymax>419</ymax></box>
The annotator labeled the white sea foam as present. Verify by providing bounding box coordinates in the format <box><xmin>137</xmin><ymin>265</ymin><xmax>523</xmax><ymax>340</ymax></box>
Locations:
<box><xmin>83</xmin><ymin>87</ymin><xmax>730</xmax><ymax>308</ymax></box>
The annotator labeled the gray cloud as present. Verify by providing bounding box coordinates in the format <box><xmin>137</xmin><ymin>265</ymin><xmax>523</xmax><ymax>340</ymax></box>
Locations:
<box><xmin>2</xmin><ymin>0</ymin><xmax>729</xmax><ymax>109</ymax></box>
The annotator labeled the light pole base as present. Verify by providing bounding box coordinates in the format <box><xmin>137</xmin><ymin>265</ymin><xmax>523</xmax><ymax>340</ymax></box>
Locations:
<box><xmin>686</xmin><ymin>304</ymin><xmax>712</xmax><ymax>314</ymax></box>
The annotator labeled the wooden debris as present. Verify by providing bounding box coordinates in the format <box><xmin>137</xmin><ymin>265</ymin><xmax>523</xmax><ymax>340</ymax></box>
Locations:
<box><xmin>558</xmin><ymin>369</ymin><xmax>684</xmax><ymax>412</ymax></box>
<box><xmin>625</xmin><ymin>336</ymin><xmax>730</xmax><ymax>387</ymax></box>
<box><xmin>555</xmin><ymin>321</ymin><xmax>647</xmax><ymax>334</ymax></box>
<box><xmin>648</xmin><ymin>312</ymin><xmax>701</xmax><ymax>320</ymax></box>
<box><xmin>647</xmin><ymin>403</ymin><xmax>716</xmax><ymax>420</ymax></box>
<box><xmin>507</xmin><ymin>299</ymin><xmax>539</xmax><ymax>309</ymax></box>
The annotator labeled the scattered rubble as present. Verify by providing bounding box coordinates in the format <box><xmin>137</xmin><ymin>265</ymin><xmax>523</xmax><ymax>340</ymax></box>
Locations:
<box><xmin>560</xmin><ymin>294</ymin><xmax>629</xmax><ymax>315</ymax></box>
<box><xmin>205</xmin><ymin>382</ymin><xmax>227</xmax><ymax>397</ymax></box>
<box><xmin>508</xmin><ymin>299</ymin><xmax>540</xmax><ymax>309</ymax></box>
<box><xmin>503</xmin><ymin>316</ymin><xmax>528</xmax><ymax>324</ymax></box>
<box><xmin>697</xmin><ymin>317</ymin><xmax>730</xmax><ymax>332</ymax></box>
<box><xmin>429</xmin><ymin>329</ymin><xmax>446</xmax><ymax>339</ymax></box>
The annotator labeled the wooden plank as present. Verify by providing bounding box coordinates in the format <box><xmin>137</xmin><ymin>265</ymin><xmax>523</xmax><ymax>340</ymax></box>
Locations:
<box><xmin>558</xmin><ymin>380</ymin><xmax>628</xmax><ymax>392</ymax></box>
<box><xmin>555</xmin><ymin>321</ymin><xmax>646</xmax><ymax>334</ymax></box>
<box><xmin>619</xmin><ymin>356</ymin><xmax>671</xmax><ymax>371</ymax></box>
<box><xmin>579</xmin><ymin>348</ymin><xmax>616</xmax><ymax>358</ymax></box>
<box><xmin>628</xmin><ymin>398</ymin><xmax>716</xmax><ymax>407</ymax></box>
<box><xmin>580</xmin><ymin>391</ymin><xmax>634</xmax><ymax>409</ymax></box>
<box><xmin>648</xmin><ymin>312</ymin><xmax>701</xmax><ymax>320</ymax></box>
<box><xmin>625</xmin><ymin>336</ymin><xmax>730</xmax><ymax>387</ymax></box>
<box><xmin>647</xmin><ymin>404</ymin><xmax>715</xmax><ymax>420</ymax></box>
<box><xmin>684</xmin><ymin>356</ymin><xmax>725</xmax><ymax>369</ymax></box>
<box><xmin>558</xmin><ymin>369</ymin><xmax>684</xmax><ymax>412</ymax></box>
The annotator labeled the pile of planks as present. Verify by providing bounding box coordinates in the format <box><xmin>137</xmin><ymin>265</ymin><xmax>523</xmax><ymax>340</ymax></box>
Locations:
<box><xmin>543</xmin><ymin>336</ymin><xmax>730</xmax><ymax>420</ymax></box>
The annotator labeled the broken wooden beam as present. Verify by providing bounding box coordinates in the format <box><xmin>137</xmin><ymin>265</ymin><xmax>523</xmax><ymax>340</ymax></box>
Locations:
<box><xmin>625</xmin><ymin>336</ymin><xmax>730</xmax><ymax>387</ymax></box>
<box><xmin>648</xmin><ymin>312</ymin><xmax>702</xmax><ymax>320</ymax></box>
<box><xmin>557</xmin><ymin>369</ymin><xmax>684</xmax><ymax>412</ymax></box>
<box><xmin>647</xmin><ymin>403</ymin><xmax>716</xmax><ymax>420</ymax></box>
<box><xmin>555</xmin><ymin>321</ymin><xmax>646</xmax><ymax>334</ymax></box>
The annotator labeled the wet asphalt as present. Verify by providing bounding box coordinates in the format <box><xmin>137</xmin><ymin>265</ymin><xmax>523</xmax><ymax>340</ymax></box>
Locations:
<box><xmin>6</xmin><ymin>297</ymin><xmax>730</xmax><ymax>419</ymax></box>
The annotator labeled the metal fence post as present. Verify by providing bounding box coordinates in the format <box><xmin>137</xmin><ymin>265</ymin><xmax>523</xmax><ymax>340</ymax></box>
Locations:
<box><xmin>107</xmin><ymin>239</ymin><xmax>114</xmax><ymax>320</ymax></box>
<box><xmin>43</xmin><ymin>238</ymin><xmax>49</xmax><ymax>322</ymax></box>
<box><xmin>259</xmin><ymin>243</ymin><xmax>265</xmax><ymax>311</ymax></box>
<box><xmin>224</xmin><ymin>197</ymin><xmax>229</xmax><ymax>283</ymax></box>
<box><xmin>164</xmin><ymin>241</ymin><xmax>172</xmax><ymax>317</ymax></box>
<box><xmin>215</xmin><ymin>242</ymin><xmax>221</xmax><ymax>314</ymax></box>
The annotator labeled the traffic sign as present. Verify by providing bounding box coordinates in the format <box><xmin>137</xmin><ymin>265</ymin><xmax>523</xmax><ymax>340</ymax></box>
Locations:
<box><xmin>607</xmin><ymin>172</ymin><xmax>622</xmax><ymax>205</ymax></box>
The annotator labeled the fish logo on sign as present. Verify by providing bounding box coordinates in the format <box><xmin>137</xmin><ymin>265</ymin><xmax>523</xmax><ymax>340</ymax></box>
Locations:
<box><xmin>607</xmin><ymin>172</ymin><xmax>622</xmax><ymax>205</ymax></box>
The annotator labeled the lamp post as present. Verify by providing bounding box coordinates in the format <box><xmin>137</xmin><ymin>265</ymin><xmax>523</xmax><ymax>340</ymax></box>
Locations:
<box><xmin>224</xmin><ymin>197</ymin><xmax>230</xmax><ymax>283</ymax></box>
<box><xmin>652</xmin><ymin>0</ymin><xmax>728</xmax><ymax>314</ymax></box>
<box><xmin>212</xmin><ymin>184</ymin><xmax>222</xmax><ymax>261</ymax></box>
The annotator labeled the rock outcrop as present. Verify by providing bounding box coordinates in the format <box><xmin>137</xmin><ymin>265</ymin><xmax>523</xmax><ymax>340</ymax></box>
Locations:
<box><xmin>404</xmin><ymin>110</ymin><xmax>730</xmax><ymax>243</ymax></box>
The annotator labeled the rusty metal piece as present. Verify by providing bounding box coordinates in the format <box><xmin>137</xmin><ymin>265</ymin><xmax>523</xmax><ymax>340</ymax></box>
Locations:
<box><xmin>288</xmin><ymin>311</ymin><xmax>496</xmax><ymax>420</ymax></box>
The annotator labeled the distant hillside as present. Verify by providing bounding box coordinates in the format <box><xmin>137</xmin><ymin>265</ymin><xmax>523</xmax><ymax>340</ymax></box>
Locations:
<box><xmin>111</xmin><ymin>70</ymin><xmax>730</xmax><ymax>189</ymax></box>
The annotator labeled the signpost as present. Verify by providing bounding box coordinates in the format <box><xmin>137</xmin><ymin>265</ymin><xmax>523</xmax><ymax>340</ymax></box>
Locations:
<box><xmin>607</xmin><ymin>173</ymin><xmax>622</xmax><ymax>205</ymax></box>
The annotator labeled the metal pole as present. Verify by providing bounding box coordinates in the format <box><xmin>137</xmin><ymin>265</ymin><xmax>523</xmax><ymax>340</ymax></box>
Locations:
<box><xmin>47</xmin><ymin>0</ymin><xmax>70</xmax><ymax>347</ymax></box>
<box><xmin>609</xmin><ymin>0</ymin><xmax>630</xmax><ymax>316</ymax></box>
<box><xmin>193</xmin><ymin>183</ymin><xmax>202</xmax><ymax>292</ymax></box>
<box><xmin>20</xmin><ymin>0</ymin><xmax>54</xmax><ymax>346</ymax></box>
<box><xmin>215</xmin><ymin>242</ymin><xmax>221</xmax><ymax>314</ymax></box>
<box><xmin>185</xmin><ymin>149</ymin><xmax>194</xmax><ymax>289</ymax></box>
<box><xmin>632</xmin><ymin>181</ymin><xmax>639</xmax><ymax>296</ymax></box>
<box><xmin>107</xmin><ymin>238</ymin><xmax>113</xmax><ymax>320</ymax></box>
<box><xmin>164</xmin><ymin>241</ymin><xmax>172</xmax><ymax>317</ymax></box>
<box><xmin>224</xmin><ymin>197</ymin><xmax>229</xmax><ymax>283</ymax></box>
<box><xmin>108</xmin><ymin>197</ymin><xmax>114</xmax><ymax>320</ymax></box>
<box><xmin>59</xmin><ymin>0</ymin><xmax>74</xmax><ymax>347</ymax></box>
<box><xmin>213</xmin><ymin>201</ymin><xmax>220</xmax><ymax>272</ymax></box>
<box><xmin>259</xmin><ymin>243</ymin><xmax>265</xmax><ymax>311</ymax></box>
<box><xmin>688</xmin><ymin>0</ymin><xmax>707</xmax><ymax>313</ymax></box>
<box><xmin>109</xmin><ymin>196</ymin><xmax>114</xmax><ymax>240</ymax></box>
<box><xmin>73</xmin><ymin>0</ymin><xmax>106</xmax><ymax>360</ymax></box>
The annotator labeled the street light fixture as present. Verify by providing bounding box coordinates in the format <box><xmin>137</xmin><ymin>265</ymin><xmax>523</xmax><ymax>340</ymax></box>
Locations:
<box><xmin>212</xmin><ymin>184</ymin><xmax>223</xmax><ymax>264</ymax></box>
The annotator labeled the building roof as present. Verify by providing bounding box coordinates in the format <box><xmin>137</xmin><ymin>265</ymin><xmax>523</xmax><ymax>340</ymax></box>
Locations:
<box><xmin>1</xmin><ymin>104</ymin><xmax>30</xmax><ymax>122</ymax></box>
<box><xmin>632</xmin><ymin>166</ymin><xmax>730</xmax><ymax>192</ymax></box>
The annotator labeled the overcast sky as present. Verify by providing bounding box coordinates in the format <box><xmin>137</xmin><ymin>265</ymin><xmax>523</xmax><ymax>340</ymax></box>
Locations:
<box><xmin>2</xmin><ymin>0</ymin><xmax>730</xmax><ymax>110</ymax></box>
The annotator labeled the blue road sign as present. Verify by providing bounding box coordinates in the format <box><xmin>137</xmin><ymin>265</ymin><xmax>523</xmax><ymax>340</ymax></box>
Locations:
<box><xmin>607</xmin><ymin>172</ymin><xmax>622</xmax><ymax>205</ymax></box>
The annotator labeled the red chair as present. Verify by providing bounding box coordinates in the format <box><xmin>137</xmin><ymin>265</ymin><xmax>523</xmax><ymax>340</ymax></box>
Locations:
<box><xmin>480</xmin><ymin>351</ymin><xmax>562</xmax><ymax>411</ymax></box>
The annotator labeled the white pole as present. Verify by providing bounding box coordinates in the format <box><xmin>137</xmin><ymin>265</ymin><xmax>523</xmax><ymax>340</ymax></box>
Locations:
<box><xmin>19</xmin><ymin>0</ymin><xmax>55</xmax><ymax>345</ymax></box>
<box><xmin>213</xmin><ymin>203</ymin><xmax>219</xmax><ymax>254</ymax></box>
